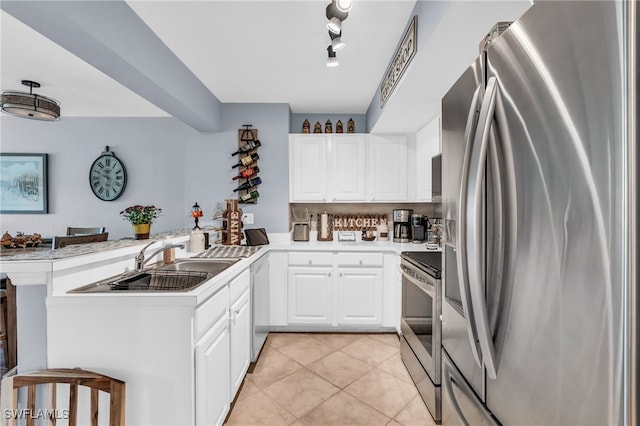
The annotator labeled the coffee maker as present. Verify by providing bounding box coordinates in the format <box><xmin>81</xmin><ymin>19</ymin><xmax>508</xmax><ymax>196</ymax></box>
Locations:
<box><xmin>393</xmin><ymin>209</ymin><xmax>413</xmax><ymax>243</ymax></box>
<box><xmin>411</xmin><ymin>214</ymin><xmax>429</xmax><ymax>243</ymax></box>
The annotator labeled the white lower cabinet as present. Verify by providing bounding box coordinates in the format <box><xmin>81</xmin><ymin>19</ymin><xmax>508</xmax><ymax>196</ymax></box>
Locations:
<box><xmin>195</xmin><ymin>268</ymin><xmax>251</xmax><ymax>426</ymax></box>
<box><xmin>285</xmin><ymin>252</ymin><xmax>385</xmax><ymax>328</ymax></box>
<box><xmin>288</xmin><ymin>266</ymin><xmax>333</xmax><ymax>324</ymax></box>
<box><xmin>337</xmin><ymin>268</ymin><xmax>383</xmax><ymax>325</ymax></box>
<box><xmin>195</xmin><ymin>313</ymin><xmax>230</xmax><ymax>426</ymax></box>
<box><xmin>229</xmin><ymin>288</ymin><xmax>250</xmax><ymax>396</ymax></box>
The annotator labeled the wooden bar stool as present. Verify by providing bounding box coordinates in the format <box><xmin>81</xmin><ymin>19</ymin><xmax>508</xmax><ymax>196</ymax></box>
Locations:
<box><xmin>0</xmin><ymin>368</ymin><xmax>126</xmax><ymax>426</ymax></box>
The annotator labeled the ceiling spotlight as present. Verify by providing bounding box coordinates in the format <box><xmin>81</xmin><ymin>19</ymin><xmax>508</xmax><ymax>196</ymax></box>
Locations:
<box><xmin>327</xmin><ymin>17</ymin><xmax>342</xmax><ymax>34</ymax></box>
<box><xmin>327</xmin><ymin>46</ymin><xmax>339</xmax><ymax>67</ymax></box>
<box><xmin>326</xmin><ymin>1</ymin><xmax>348</xmax><ymax>35</ymax></box>
<box><xmin>0</xmin><ymin>80</ymin><xmax>60</xmax><ymax>121</ymax></box>
<box><xmin>329</xmin><ymin>31</ymin><xmax>345</xmax><ymax>51</ymax></box>
<box><xmin>335</xmin><ymin>0</ymin><xmax>353</xmax><ymax>13</ymax></box>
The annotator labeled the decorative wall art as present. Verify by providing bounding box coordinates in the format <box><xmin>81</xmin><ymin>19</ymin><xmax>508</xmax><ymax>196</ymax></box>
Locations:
<box><xmin>0</xmin><ymin>153</ymin><xmax>48</xmax><ymax>213</ymax></box>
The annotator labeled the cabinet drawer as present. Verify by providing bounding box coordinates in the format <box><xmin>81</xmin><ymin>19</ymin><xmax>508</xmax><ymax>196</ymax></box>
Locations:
<box><xmin>288</xmin><ymin>252</ymin><xmax>333</xmax><ymax>266</ymax></box>
<box><xmin>230</xmin><ymin>268</ymin><xmax>251</xmax><ymax>304</ymax></box>
<box><xmin>195</xmin><ymin>286</ymin><xmax>229</xmax><ymax>340</ymax></box>
<box><xmin>337</xmin><ymin>252</ymin><xmax>383</xmax><ymax>267</ymax></box>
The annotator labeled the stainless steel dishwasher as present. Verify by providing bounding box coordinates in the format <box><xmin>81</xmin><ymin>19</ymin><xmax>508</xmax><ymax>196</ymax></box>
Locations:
<box><xmin>249</xmin><ymin>253</ymin><xmax>269</xmax><ymax>367</ymax></box>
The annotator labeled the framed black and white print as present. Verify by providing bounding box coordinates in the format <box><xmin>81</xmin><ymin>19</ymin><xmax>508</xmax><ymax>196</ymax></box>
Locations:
<box><xmin>0</xmin><ymin>153</ymin><xmax>49</xmax><ymax>213</ymax></box>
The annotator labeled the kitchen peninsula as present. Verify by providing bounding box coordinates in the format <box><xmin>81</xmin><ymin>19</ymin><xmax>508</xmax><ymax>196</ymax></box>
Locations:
<box><xmin>1</xmin><ymin>228</ymin><xmax>438</xmax><ymax>425</ymax></box>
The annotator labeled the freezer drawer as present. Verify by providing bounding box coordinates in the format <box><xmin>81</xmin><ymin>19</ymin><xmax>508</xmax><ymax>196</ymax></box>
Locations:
<box><xmin>441</xmin><ymin>350</ymin><xmax>498</xmax><ymax>426</ymax></box>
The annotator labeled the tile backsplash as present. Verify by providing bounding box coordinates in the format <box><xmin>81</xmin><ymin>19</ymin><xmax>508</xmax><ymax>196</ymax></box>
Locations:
<box><xmin>289</xmin><ymin>202</ymin><xmax>442</xmax><ymax>231</ymax></box>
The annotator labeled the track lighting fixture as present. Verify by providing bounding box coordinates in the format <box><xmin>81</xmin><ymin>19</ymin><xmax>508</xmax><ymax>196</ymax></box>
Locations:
<box><xmin>325</xmin><ymin>0</ymin><xmax>350</xmax><ymax>66</ymax></box>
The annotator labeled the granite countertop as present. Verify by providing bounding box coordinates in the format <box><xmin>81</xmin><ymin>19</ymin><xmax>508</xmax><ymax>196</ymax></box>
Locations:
<box><xmin>0</xmin><ymin>229</ymin><xmax>192</xmax><ymax>261</ymax></box>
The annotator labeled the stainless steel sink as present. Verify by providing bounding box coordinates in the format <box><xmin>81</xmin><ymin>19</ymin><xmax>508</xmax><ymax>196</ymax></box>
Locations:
<box><xmin>69</xmin><ymin>258</ymin><xmax>239</xmax><ymax>293</ymax></box>
<box><xmin>158</xmin><ymin>258</ymin><xmax>240</xmax><ymax>274</ymax></box>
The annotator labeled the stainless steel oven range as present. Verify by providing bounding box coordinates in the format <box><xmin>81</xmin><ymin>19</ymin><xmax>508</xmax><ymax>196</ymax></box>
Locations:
<box><xmin>400</xmin><ymin>251</ymin><xmax>442</xmax><ymax>424</ymax></box>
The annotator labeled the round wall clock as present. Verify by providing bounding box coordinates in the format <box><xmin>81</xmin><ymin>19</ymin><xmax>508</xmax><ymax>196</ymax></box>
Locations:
<box><xmin>89</xmin><ymin>146</ymin><xmax>127</xmax><ymax>201</ymax></box>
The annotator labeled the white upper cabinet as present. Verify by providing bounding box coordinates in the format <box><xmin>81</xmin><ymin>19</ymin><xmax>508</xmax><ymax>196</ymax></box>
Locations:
<box><xmin>289</xmin><ymin>133</ymin><xmax>408</xmax><ymax>203</ymax></box>
<box><xmin>330</xmin><ymin>134</ymin><xmax>367</xmax><ymax>201</ymax></box>
<box><xmin>290</xmin><ymin>135</ymin><xmax>328</xmax><ymax>201</ymax></box>
<box><xmin>367</xmin><ymin>135</ymin><xmax>408</xmax><ymax>201</ymax></box>
<box><xmin>414</xmin><ymin>116</ymin><xmax>441</xmax><ymax>201</ymax></box>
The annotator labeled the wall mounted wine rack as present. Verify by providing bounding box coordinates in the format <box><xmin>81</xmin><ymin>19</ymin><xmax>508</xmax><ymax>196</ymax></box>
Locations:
<box><xmin>232</xmin><ymin>124</ymin><xmax>261</xmax><ymax>204</ymax></box>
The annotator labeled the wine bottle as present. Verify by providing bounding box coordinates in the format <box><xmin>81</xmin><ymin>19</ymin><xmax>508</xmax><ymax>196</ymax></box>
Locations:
<box><xmin>232</xmin><ymin>166</ymin><xmax>260</xmax><ymax>180</ymax></box>
<box><xmin>231</xmin><ymin>140</ymin><xmax>261</xmax><ymax>156</ymax></box>
<box><xmin>239</xmin><ymin>190</ymin><xmax>259</xmax><ymax>203</ymax></box>
<box><xmin>233</xmin><ymin>177</ymin><xmax>262</xmax><ymax>192</ymax></box>
<box><xmin>232</xmin><ymin>153</ymin><xmax>259</xmax><ymax>168</ymax></box>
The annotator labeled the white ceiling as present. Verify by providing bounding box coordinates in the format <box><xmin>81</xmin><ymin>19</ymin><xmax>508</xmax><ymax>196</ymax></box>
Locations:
<box><xmin>1</xmin><ymin>1</ymin><xmax>531</xmax><ymax>133</ymax></box>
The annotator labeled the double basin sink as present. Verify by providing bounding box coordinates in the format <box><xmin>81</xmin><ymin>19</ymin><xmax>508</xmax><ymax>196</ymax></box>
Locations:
<box><xmin>69</xmin><ymin>258</ymin><xmax>240</xmax><ymax>293</ymax></box>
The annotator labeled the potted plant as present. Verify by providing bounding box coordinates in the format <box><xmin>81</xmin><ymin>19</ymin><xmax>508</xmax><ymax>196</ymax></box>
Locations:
<box><xmin>119</xmin><ymin>205</ymin><xmax>162</xmax><ymax>239</ymax></box>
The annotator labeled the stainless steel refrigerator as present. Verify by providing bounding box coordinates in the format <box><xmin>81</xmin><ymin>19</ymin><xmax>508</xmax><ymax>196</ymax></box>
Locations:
<box><xmin>441</xmin><ymin>1</ymin><xmax>637</xmax><ymax>425</ymax></box>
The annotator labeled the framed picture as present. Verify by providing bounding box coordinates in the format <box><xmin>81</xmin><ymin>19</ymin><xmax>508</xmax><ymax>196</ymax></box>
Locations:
<box><xmin>0</xmin><ymin>153</ymin><xmax>49</xmax><ymax>213</ymax></box>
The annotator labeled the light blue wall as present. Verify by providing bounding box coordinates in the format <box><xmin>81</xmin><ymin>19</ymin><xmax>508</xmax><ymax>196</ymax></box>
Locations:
<box><xmin>0</xmin><ymin>116</ymin><xmax>193</xmax><ymax>239</ymax></box>
<box><xmin>1</xmin><ymin>104</ymin><xmax>291</xmax><ymax>240</ymax></box>
<box><xmin>184</xmin><ymin>103</ymin><xmax>291</xmax><ymax>234</ymax></box>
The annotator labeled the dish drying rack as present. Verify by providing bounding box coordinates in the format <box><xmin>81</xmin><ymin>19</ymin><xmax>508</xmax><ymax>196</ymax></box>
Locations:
<box><xmin>195</xmin><ymin>245</ymin><xmax>262</xmax><ymax>259</ymax></box>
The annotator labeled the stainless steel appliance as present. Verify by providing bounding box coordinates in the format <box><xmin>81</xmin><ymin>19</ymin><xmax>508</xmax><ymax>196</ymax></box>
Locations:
<box><xmin>431</xmin><ymin>154</ymin><xmax>441</xmax><ymax>202</ymax></box>
<box><xmin>411</xmin><ymin>214</ymin><xmax>428</xmax><ymax>243</ymax></box>
<box><xmin>393</xmin><ymin>209</ymin><xmax>412</xmax><ymax>242</ymax></box>
<box><xmin>400</xmin><ymin>251</ymin><xmax>442</xmax><ymax>423</ymax></box>
<box><xmin>250</xmin><ymin>254</ymin><xmax>269</xmax><ymax>366</ymax></box>
<box><xmin>293</xmin><ymin>223</ymin><xmax>309</xmax><ymax>241</ymax></box>
<box><xmin>441</xmin><ymin>2</ymin><xmax>636</xmax><ymax>425</ymax></box>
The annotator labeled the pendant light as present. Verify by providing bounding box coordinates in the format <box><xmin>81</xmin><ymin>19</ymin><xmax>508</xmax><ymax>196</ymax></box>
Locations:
<box><xmin>0</xmin><ymin>80</ymin><xmax>60</xmax><ymax>121</ymax></box>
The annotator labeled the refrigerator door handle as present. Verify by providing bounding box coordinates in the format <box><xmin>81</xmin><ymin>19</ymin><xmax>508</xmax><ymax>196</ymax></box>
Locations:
<box><xmin>467</xmin><ymin>76</ymin><xmax>499</xmax><ymax>379</ymax></box>
<box><xmin>456</xmin><ymin>84</ymin><xmax>484</xmax><ymax>367</ymax></box>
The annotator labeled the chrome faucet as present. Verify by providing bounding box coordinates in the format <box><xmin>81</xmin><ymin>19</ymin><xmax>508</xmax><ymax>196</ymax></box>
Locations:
<box><xmin>134</xmin><ymin>241</ymin><xmax>185</xmax><ymax>272</ymax></box>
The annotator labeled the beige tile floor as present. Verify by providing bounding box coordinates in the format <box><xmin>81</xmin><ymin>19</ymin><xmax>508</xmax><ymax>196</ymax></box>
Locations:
<box><xmin>224</xmin><ymin>333</ymin><xmax>437</xmax><ymax>426</ymax></box>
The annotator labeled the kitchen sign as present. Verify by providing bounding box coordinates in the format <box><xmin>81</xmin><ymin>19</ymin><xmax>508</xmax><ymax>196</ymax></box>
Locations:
<box><xmin>380</xmin><ymin>15</ymin><xmax>417</xmax><ymax>107</ymax></box>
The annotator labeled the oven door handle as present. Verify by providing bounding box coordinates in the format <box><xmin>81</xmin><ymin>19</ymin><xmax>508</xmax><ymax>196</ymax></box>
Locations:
<box><xmin>456</xmin><ymin>83</ymin><xmax>484</xmax><ymax>368</ymax></box>
<box><xmin>401</xmin><ymin>267</ymin><xmax>436</xmax><ymax>298</ymax></box>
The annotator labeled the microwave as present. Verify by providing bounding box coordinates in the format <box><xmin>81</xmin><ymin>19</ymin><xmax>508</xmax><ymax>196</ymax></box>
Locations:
<box><xmin>432</xmin><ymin>154</ymin><xmax>441</xmax><ymax>201</ymax></box>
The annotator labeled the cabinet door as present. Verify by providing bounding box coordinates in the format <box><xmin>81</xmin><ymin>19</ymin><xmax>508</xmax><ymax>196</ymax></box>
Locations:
<box><xmin>287</xmin><ymin>267</ymin><xmax>333</xmax><ymax>324</ymax></box>
<box><xmin>337</xmin><ymin>268</ymin><xmax>383</xmax><ymax>325</ymax></box>
<box><xmin>415</xmin><ymin>116</ymin><xmax>441</xmax><ymax>201</ymax></box>
<box><xmin>368</xmin><ymin>135</ymin><xmax>408</xmax><ymax>201</ymax></box>
<box><xmin>289</xmin><ymin>135</ymin><xmax>328</xmax><ymax>201</ymax></box>
<box><xmin>195</xmin><ymin>315</ymin><xmax>230</xmax><ymax>426</ymax></box>
<box><xmin>230</xmin><ymin>289</ymin><xmax>251</xmax><ymax>397</ymax></box>
<box><xmin>330</xmin><ymin>134</ymin><xmax>366</xmax><ymax>201</ymax></box>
